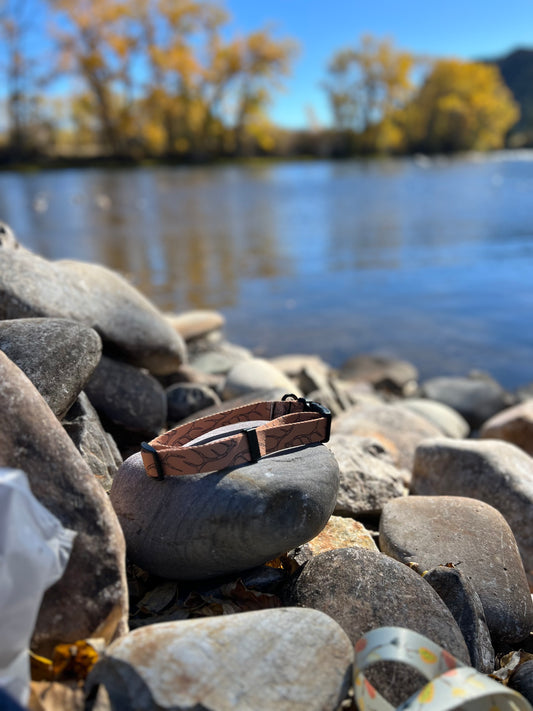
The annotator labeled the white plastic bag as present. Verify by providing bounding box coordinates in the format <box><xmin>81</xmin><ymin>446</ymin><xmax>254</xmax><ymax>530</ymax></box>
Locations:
<box><xmin>0</xmin><ymin>469</ymin><xmax>76</xmax><ymax>706</ymax></box>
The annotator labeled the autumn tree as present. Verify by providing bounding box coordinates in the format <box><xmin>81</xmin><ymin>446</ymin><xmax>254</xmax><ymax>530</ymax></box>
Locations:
<box><xmin>404</xmin><ymin>59</ymin><xmax>520</xmax><ymax>153</ymax></box>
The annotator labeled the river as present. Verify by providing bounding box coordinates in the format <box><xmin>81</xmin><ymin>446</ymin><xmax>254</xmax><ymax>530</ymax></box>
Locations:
<box><xmin>1</xmin><ymin>153</ymin><xmax>532</xmax><ymax>389</ymax></box>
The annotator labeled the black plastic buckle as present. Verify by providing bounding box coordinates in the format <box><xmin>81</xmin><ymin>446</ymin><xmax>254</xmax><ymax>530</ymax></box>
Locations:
<box><xmin>141</xmin><ymin>441</ymin><xmax>165</xmax><ymax>480</ymax></box>
<box><xmin>281</xmin><ymin>394</ymin><xmax>332</xmax><ymax>443</ymax></box>
<box><xmin>243</xmin><ymin>426</ymin><xmax>261</xmax><ymax>463</ymax></box>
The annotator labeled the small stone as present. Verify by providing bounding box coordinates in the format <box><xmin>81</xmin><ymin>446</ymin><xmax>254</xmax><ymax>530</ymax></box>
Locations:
<box><xmin>189</xmin><ymin>340</ymin><xmax>252</xmax><ymax>376</ymax></box>
<box><xmin>0</xmin><ymin>351</ymin><xmax>128</xmax><ymax>656</ymax></box>
<box><xmin>480</xmin><ymin>399</ymin><xmax>533</xmax><ymax>455</ymax></box>
<box><xmin>412</xmin><ymin>438</ymin><xmax>533</xmax><ymax>588</ymax></box>
<box><xmin>332</xmin><ymin>403</ymin><xmax>441</xmax><ymax>474</ymax></box>
<box><xmin>0</xmin><ymin>318</ymin><xmax>102</xmax><ymax>419</ymax></box>
<box><xmin>0</xmin><ymin>242</ymin><xmax>186</xmax><ymax>374</ymax></box>
<box><xmin>165</xmin><ymin>309</ymin><xmax>225</xmax><ymax>341</ymax></box>
<box><xmin>86</xmin><ymin>608</ymin><xmax>354</xmax><ymax>711</ymax></box>
<box><xmin>166</xmin><ymin>383</ymin><xmax>220</xmax><ymax>423</ymax></box>
<box><xmin>62</xmin><ymin>393</ymin><xmax>122</xmax><ymax>492</ymax></box>
<box><xmin>508</xmin><ymin>660</ymin><xmax>533</xmax><ymax>704</ymax></box>
<box><xmin>222</xmin><ymin>357</ymin><xmax>300</xmax><ymax>400</ymax></box>
<box><xmin>85</xmin><ymin>356</ymin><xmax>167</xmax><ymax>436</ymax></box>
<box><xmin>292</xmin><ymin>516</ymin><xmax>378</xmax><ymax>566</ymax></box>
<box><xmin>402</xmin><ymin>398</ymin><xmax>470</xmax><ymax>438</ymax></box>
<box><xmin>110</xmin><ymin>444</ymin><xmax>339</xmax><ymax>580</ymax></box>
<box><xmin>380</xmin><ymin>495</ymin><xmax>533</xmax><ymax>645</ymax></box>
<box><xmin>327</xmin><ymin>434</ymin><xmax>405</xmax><ymax>517</ymax></box>
<box><xmin>420</xmin><ymin>374</ymin><xmax>512</xmax><ymax>429</ymax></box>
<box><xmin>423</xmin><ymin>565</ymin><xmax>494</xmax><ymax>673</ymax></box>
<box><xmin>269</xmin><ymin>354</ymin><xmax>332</xmax><ymax>391</ymax></box>
<box><xmin>283</xmin><ymin>547</ymin><xmax>470</xmax><ymax>708</ymax></box>
<box><xmin>338</xmin><ymin>353</ymin><xmax>418</xmax><ymax>395</ymax></box>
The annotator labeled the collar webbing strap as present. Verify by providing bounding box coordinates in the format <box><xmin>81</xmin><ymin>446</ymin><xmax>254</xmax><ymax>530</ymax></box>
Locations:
<box><xmin>140</xmin><ymin>395</ymin><xmax>331</xmax><ymax>479</ymax></box>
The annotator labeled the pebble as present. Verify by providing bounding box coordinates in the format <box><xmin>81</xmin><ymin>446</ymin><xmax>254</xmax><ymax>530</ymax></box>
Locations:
<box><xmin>283</xmin><ymin>546</ymin><xmax>470</xmax><ymax>707</ymax></box>
<box><xmin>110</xmin><ymin>444</ymin><xmax>339</xmax><ymax>579</ymax></box>
<box><xmin>327</xmin><ymin>434</ymin><xmax>406</xmax><ymax>517</ymax></box>
<box><xmin>420</xmin><ymin>373</ymin><xmax>512</xmax><ymax>428</ymax></box>
<box><xmin>86</xmin><ymin>608</ymin><xmax>354</xmax><ymax>711</ymax></box>
<box><xmin>412</xmin><ymin>438</ymin><xmax>533</xmax><ymax>588</ymax></box>
<box><xmin>0</xmin><ymin>240</ymin><xmax>186</xmax><ymax>374</ymax></box>
<box><xmin>332</xmin><ymin>402</ymin><xmax>442</xmax><ymax>474</ymax></box>
<box><xmin>338</xmin><ymin>353</ymin><xmax>418</xmax><ymax>395</ymax></box>
<box><xmin>222</xmin><ymin>357</ymin><xmax>301</xmax><ymax>400</ymax></box>
<box><xmin>0</xmin><ymin>318</ymin><xmax>102</xmax><ymax>419</ymax></box>
<box><xmin>402</xmin><ymin>397</ymin><xmax>470</xmax><ymax>437</ymax></box>
<box><xmin>0</xmin><ymin>351</ymin><xmax>128</xmax><ymax>656</ymax></box>
<box><xmin>380</xmin><ymin>495</ymin><xmax>533</xmax><ymax>644</ymax></box>
<box><xmin>479</xmin><ymin>399</ymin><xmax>533</xmax><ymax>455</ymax></box>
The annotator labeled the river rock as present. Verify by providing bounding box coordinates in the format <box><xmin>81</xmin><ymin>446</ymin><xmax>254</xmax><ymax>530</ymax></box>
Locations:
<box><xmin>338</xmin><ymin>353</ymin><xmax>418</xmax><ymax>395</ymax></box>
<box><xmin>0</xmin><ymin>240</ymin><xmax>186</xmax><ymax>374</ymax></box>
<box><xmin>380</xmin><ymin>495</ymin><xmax>533</xmax><ymax>645</ymax></box>
<box><xmin>86</xmin><ymin>608</ymin><xmax>354</xmax><ymax>711</ymax></box>
<box><xmin>269</xmin><ymin>354</ymin><xmax>332</xmax><ymax>391</ymax></box>
<box><xmin>402</xmin><ymin>397</ymin><xmax>470</xmax><ymax>438</ymax></box>
<box><xmin>291</xmin><ymin>516</ymin><xmax>378</xmax><ymax>566</ymax></box>
<box><xmin>166</xmin><ymin>383</ymin><xmax>220</xmax><ymax>423</ymax></box>
<box><xmin>422</xmin><ymin>565</ymin><xmax>494</xmax><ymax>672</ymax></box>
<box><xmin>479</xmin><ymin>400</ymin><xmax>533</xmax><ymax>455</ymax></box>
<box><xmin>283</xmin><ymin>547</ymin><xmax>470</xmax><ymax>707</ymax></box>
<box><xmin>0</xmin><ymin>351</ymin><xmax>128</xmax><ymax>655</ymax></box>
<box><xmin>222</xmin><ymin>357</ymin><xmax>300</xmax><ymax>400</ymax></box>
<box><xmin>327</xmin><ymin>434</ymin><xmax>405</xmax><ymax>517</ymax></box>
<box><xmin>85</xmin><ymin>356</ymin><xmax>167</xmax><ymax>436</ymax></box>
<box><xmin>189</xmin><ymin>340</ymin><xmax>252</xmax><ymax>376</ymax></box>
<box><xmin>165</xmin><ymin>309</ymin><xmax>225</xmax><ymax>342</ymax></box>
<box><xmin>508</xmin><ymin>660</ymin><xmax>533</xmax><ymax>704</ymax></box>
<box><xmin>420</xmin><ymin>374</ymin><xmax>512</xmax><ymax>429</ymax></box>
<box><xmin>110</xmin><ymin>444</ymin><xmax>339</xmax><ymax>579</ymax></box>
<box><xmin>0</xmin><ymin>318</ymin><xmax>102</xmax><ymax>419</ymax></box>
<box><xmin>412</xmin><ymin>438</ymin><xmax>533</xmax><ymax>587</ymax></box>
<box><xmin>332</xmin><ymin>403</ymin><xmax>441</xmax><ymax>474</ymax></box>
<box><xmin>62</xmin><ymin>393</ymin><xmax>122</xmax><ymax>492</ymax></box>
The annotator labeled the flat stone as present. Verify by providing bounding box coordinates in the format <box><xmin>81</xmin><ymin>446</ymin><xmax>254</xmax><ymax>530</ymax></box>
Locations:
<box><xmin>62</xmin><ymin>393</ymin><xmax>122</xmax><ymax>492</ymax></box>
<box><xmin>291</xmin><ymin>516</ymin><xmax>378</xmax><ymax>566</ymax></box>
<box><xmin>0</xmin><ymin>242</ymin><xmax>186</xmax><ymax>374</ymax></box>
<box><xmin>85</xmin><ymin>356</ymin><xmax>167</xmax><ymax>436</ymax></box>
<box><xmin>412</xmin><ymin>438</ymin><xmax>533</xmax><ymax>588</ymax></box>
<box><xmin>283</xmin><ymin>547</ymin><xmax>470</xmax><ymax>708</ymax></box>
<box><xmin>480</xmin><ymin>399</ymin><xmax>533</xmax><ymax>455</ymax></box>
<box><xmin>0</xmin><ymin>318</ymin><xmax>102</xmax><ymax>419</ymax></box>
<box><xmin>327</xmin><ymin>434</ymin><xmax>405</xmax><ymax>517</ymax></box>
<box><xmin>338</xmin><ymin>353</ymin><xmax>418</xmax><ymax>395</ymax></box>
<box><xmin>380</xmin><ymin>495</ymin><xmax>533</xmax><ymax>645</ymax></box>
<box><xmin>222</xmin><ymin>357</ymin><xmax>300</xmax><ymax>400</ymax></box>
<box><xmin>420</xmin><ymin>374</ymin><xmax>512</xmax><ymax>429</ymax></box>
<box><xmin>402</xmin><ymin>398</ymin><xmax>470</xmax><ymax>438</ymax></box>
<box><xmin>165</xmin><ymin>309</ymin><xmax>225</xmax><ymax>341</ymax></box>
<box><xmin>423</xmin><ymin>565</ymin><xmax>494</xmax><ymax>673</ymax></box>
<box><xmin>166</xmin><ymin>383</ymin><xmax>220</xmax><ymax>423</ymax></box>
<box><xmin>110</xmin><ymin>444</ymin><xmax>339</xmax><ymax>580</ymax></box>
<box><xmin>0</xmin><ymin>351</ymin><xmax>128</xmax><ymax>656</ymax></box>
<box><xmin>332</xmin><ymin>403</ymin><xmax>442</xmax><ymax>474</ymax></box>
<box><xmin>86</xmin><ymin>608</ymin><xmax>354</xmax><ymax>711</ymax></box>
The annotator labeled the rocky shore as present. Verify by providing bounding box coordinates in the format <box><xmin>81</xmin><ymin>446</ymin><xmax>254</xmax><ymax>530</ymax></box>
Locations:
<box><xmin>0</xmin><ymin>221</ymin><xmax>532</xmax><ymax>710</ymax></box>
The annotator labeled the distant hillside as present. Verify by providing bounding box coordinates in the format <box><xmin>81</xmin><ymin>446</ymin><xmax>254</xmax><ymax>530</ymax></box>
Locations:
<box><xmin>485</xmin><ymin>48</ymin><xmax>533</xmax><ymax>143</ymax></box>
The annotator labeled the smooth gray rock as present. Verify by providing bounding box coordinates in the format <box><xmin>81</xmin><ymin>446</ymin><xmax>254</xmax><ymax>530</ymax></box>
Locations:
<box><xmin>189</xmin><ymin>340</ymin><xmax>252</xmax><ymax>376</ymax></box>
<box><xmin>480</xmin><ymin>400</ymin><xmax>533</xmax><ymax>455</ymax></box>
<box><xmin>508</xmin><ymin>660</ymin><xmax>533</xmax><ymax>704</ymax></box>
<box><xmin>63</xmin><ymin>393</ymin><xmax>122</xmax><ymax>492</ymax></box>
<box><xmin>380</xmin><ymin>495</ymin><xmax>533</xmax><ymax>645</ymax></box>
<box><xmin>402</xmin><ymin>398</ymin><xmax>470</xmax><ymax>438</ymax></box>
<box><xmin>110</xmin><ymin>444</ymin><xmax>340</xmax><ymax>580</ymax></box>
<box><xmin>0</xmin><ymin>351</ymin><xmax>128</xmax><ymax>656</ymax></box>
<box><xmin>86</xmin><ymin>608</ymin><xmax>354</xmax><ymax>711</ymax></box>
<box><xmin>166</xmin><ymin>383</ymin><xmax>220</xmax><ymax>423</ymax></box>
<box><xmin>85</xmin><ymin>356</ymin><xmax>167</xmax><ymax>436</ymax></box>
<box><xmin>222</xmin><ymin>357</ymin><xmax>300</xmax><ymax>400</ymax></box>
<box><xmin>338</xmin><ymin>354</ymin><xmax>418</xmax><ymax>395</ymax></box>
<box><xmin>420</xmin><ymin>374</ymin><xmax>512</xmax><ymax>429</ymax></box>
<box><xmin>332</xmin><ymin>403</ymin><xmax>442</xmax><ymax>474</ymax></box>
<box><xmin>0</xmin><ymin>318</ymin><xmax>102</xmax><ymax>419</ymax></box>
<box><xmin>412</xmin><ymin>438</ymin><xmax>533</xmax><ymax>588</ymax></box>
<box><xmin>165</xmin><ymin>309</ymin><xmax>225</xmax><ymax>342</ymax></box>
<box><xmin>327</xmin><ymin>434</ymin><xmax>405</xmax><ymax>517</ymax></box>
<box><xmin>0</xmin><ymin>242</ymin><xmax>186</xmax><ymax>374</ymax></box>
<box><xmin>423</xmin><ymin>566</ymin><xmax>494</xmax><ymax>673</ymax></box>
<box><xmin>283</xmin><ymin>547</ymin><xmax>470</xmax><ymax>708</ymax></box>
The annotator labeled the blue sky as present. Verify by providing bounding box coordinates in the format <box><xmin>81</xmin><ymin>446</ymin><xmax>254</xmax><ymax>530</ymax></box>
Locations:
<box><xmin>222</xmin><ymin>0</ymin><xmax>533</xmax><ymax>128</ymax></box>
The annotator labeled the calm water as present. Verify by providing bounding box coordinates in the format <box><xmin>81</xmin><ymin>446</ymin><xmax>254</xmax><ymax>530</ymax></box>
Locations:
<box><xmin>1</xmin><ymin>154</ymin><xmax>533</xmax><ymax>389</ymax></box>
